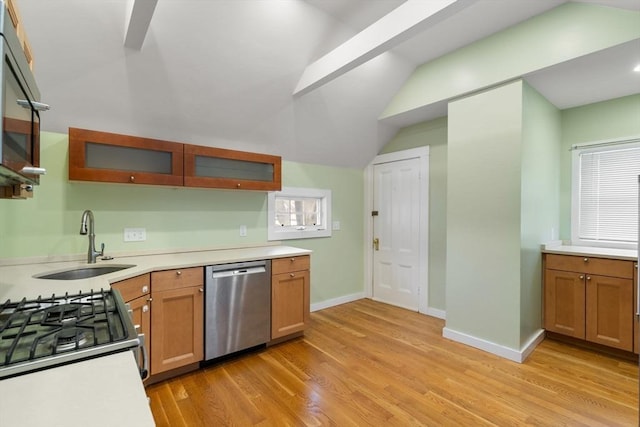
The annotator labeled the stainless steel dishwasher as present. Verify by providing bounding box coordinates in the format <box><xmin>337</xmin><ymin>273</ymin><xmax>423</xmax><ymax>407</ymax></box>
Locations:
<box><xmin>204</xmin><ymin>260</ymin><xmax>271</xmax><ymax>360</ymax></box>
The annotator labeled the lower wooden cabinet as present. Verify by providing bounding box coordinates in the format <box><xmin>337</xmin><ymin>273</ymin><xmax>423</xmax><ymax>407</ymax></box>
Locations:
<box><xmin>111</xmin><ymin>274</ymin><xmax>151</xmax><ymax>378</ymax></box>
<box><xmin>585</xmin><ymin>275</ymin><xmax>633</xmax><ymax>350</ymax></box>
<box><xmin>544</xmin><ymin>269</ymin><xmax>585</xmax><ymax>339</ymax></box>
<box><xmin>634</xmin><ymin>263</ymin><xmax>639</xmax><ymax>355</ymax></box>
<box><xmin>271</xmin><ymin>256</ymin><xmax>310</xmax><ymax>340</ymax></box>
<box><xmin>150</xmin><ymin>267</ymin><xmax>204</xmax><ymax>375</ymax></box>
<box><xmin>543</xmin><ymin>254</ymin><xmax>635</xmax><ymax>352</ymax></box>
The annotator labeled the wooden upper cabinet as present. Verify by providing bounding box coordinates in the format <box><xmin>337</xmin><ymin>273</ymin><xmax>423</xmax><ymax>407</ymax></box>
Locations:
<box><xmin>184</xmin><ymin>144</ymin><xmax>281</xmax><ymax>191</ymax></box>
<box><xmin>68</xmin><ymin>127</ymin><xmax>184</xmax><ymax>186</ymax></box>
<box><xmin>68</xmin><ymin>128</ymin><xmax>281</xmax><ymax>191</ymax></box>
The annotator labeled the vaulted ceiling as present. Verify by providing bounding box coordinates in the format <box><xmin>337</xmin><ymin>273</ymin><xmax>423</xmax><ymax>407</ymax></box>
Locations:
<box><xmin>17</xmin><ymin>0</ymin><xmax>640</xmax><ymax>168</ymax></box>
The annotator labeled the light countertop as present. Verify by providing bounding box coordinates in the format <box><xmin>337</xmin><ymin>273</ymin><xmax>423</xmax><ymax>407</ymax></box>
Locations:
<box><xmin>0</xmin><ymin>351</ymin><xmax>155</xmax><ymax>427</ymax></box>
<box><xmin>541</xmin><ymin>243</ymin><xmax>637</xmax><ymax>261</ymax></box>
<box><xmin>0</xmin><ymin>244</ymin><xmax>311</xmax><ymax>427</ymax></box>
<box><xmin>0</xmin><ymin>245</ymin><xmax>312</xmax><ymax>301</ymax></box>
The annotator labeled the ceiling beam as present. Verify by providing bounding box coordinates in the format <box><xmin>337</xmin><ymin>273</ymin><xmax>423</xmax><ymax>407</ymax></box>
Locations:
<box><xmin>294</xmin><ymin>0</ymin><xmax>477</xmax><ymax>96</ymax></box>
<box><xmin>124</xmin><ymin>0</ymin><xmax>158</xmax><ymax>50</ymax></box>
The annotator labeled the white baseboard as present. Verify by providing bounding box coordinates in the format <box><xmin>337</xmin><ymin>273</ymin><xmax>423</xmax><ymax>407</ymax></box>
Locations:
<box><xmin>442</xmin><ymin>327</ymin><xmax>545</xmax><ymax>363</ymax></box>
<box><xmin>310</xmin><ymin>292</ymin><xmax>365</xmax><ymax>312</ymax></box>
<box><xmin>425</xmin><ymin>307</ymin><xmax>446</xmax><ymax>319</ymax></box>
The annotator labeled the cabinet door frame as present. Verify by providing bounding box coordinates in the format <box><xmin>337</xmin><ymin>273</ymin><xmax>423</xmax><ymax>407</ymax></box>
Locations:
<box><xmin>150</xmin><ymin>286</ymin><xmax>204</xmax><ymax>375</ymax></box>
<box><xmin>586</xmin><ymin>274</ymin><xmax>633</xmax><ymax>351</ymax></box>
<box><xmin>183</xmin><ymin>143</ymin><xmax>282</xmax><ymax>191</ymax></box>
<box><xmin>544</xmin><ymin>269</ymin><xmax>586</xmax><ymax>339</ymax></box>
<box><xmin>271</xmin><ymin>270</ymin><xmax>310</xmax><ymax>339</ymax></box>
<box><xmin>68</xmin><ymin>127</ymin><xmax>184</xmax><ymax>186</ymax></box>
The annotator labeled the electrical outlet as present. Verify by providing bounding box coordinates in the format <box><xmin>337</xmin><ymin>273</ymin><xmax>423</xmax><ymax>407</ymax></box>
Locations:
<box><xmin>240</xmin><ymin>225</ymin><xmax>247</xmax><ymax>237</ymax></box>
<box><xmin>124</xmin><ymin>228</ymin><xmax>146</xmax><ymax>242</ymax></box>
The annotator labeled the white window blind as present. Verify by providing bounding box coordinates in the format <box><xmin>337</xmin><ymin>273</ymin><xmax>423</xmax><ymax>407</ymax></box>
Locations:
<box><xmin>575</xmin><ymin>142</ymin><xmax>640</xmax><ymax>246</ymax></box>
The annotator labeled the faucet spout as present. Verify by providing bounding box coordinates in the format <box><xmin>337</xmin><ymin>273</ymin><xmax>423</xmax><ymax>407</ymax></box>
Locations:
<box><xmin>80</xmin><ymin>210</ymin><xmax>103</xmax><ymax>263</ymax></box>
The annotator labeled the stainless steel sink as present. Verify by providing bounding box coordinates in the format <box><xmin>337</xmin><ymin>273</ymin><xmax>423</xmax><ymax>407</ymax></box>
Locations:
<box><xmin>34</xmin><ymin>264</ymin><xmax>136</xmax><ymax>280</ymax></box>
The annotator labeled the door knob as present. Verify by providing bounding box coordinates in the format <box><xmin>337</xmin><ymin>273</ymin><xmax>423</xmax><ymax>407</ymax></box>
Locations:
<box><xmin>373</xmin><ymin>238</ymin><xmax>379</xmax><ymax>251</ymax></box>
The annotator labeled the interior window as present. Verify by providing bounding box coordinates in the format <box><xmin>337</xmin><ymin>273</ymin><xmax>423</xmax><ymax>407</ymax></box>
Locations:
<box><xmin>268</xmin><ymin>187</ymin><xmax>331</xmax><ymax>240</ymax></box>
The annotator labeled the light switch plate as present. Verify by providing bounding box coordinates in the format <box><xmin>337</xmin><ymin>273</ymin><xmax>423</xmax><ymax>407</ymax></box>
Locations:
<box><xmin>240</xmin><ymin>225</ymin><xmax>247</xmax><ymax>237</ymax></box>
<box><xmin>332</xmin><ymin>221</ymin><xmax>340</xmax><ymax>230</ymax></box>
<box><xmin>124</xmin><ymin>227</ymin><xmax>146</xmax><ymax>242</ymax></box>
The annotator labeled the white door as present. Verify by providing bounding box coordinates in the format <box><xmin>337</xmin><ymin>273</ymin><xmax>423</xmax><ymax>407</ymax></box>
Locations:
<box><xmin>372</xmin><ymin>157</ymin><xmax>422</xmax><ymax>311</ymax></box>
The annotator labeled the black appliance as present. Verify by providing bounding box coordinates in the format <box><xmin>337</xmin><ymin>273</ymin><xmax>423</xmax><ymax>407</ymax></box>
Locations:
<box><xmin>0</xmin><ymin>289</ymin><xmax>143</xmax><ymax>380</ymax></box>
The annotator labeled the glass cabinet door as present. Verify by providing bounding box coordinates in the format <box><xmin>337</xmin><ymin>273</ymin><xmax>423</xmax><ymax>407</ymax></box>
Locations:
<box><xmin>184</xmin><ymin>144</ymin><xmax>281</xmax><ymax>191</ymax></box>
<box><xmin>68</xmin><ymin>128</ymin><xmax>184</xmax><ymax>186</ymax></box>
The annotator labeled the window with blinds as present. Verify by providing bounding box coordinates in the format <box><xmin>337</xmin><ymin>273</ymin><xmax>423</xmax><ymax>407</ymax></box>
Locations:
<box><xmin>572</xmin><ymin>140</ymin><xmax>640</xmax><ymax>248</ymax></box>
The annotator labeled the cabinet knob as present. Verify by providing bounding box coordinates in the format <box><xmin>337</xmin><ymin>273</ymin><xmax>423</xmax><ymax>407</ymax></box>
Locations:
<box><xmin>586</xmin><ymin>276</ymin><xmax>591</xmax><ymax>281</ymax></box>
<box><xmin>143</xmin><ymin>305</ymin><xmax>149</xmax><ymax>313</ymax></box>
<box><xmin>237</xmin><ymin>183</ymin><xmax>241</xmax><ymax>188</ymax></box>
<box><xmin>290</xmin><ymin>273</ymin><xmax>295</xmax><ymax>277</ymax></box>
<box><xmin>147</xmin><ymin>297</ymin><xmax>153</xmax><ymax>302</ymax></box>
<box><xmin>290</xmin><ymin>258</ymin><xmax>295</xmax><ymax>262</ymax></box>
<box><xmin>142</xmin><ymin>285</ymin><xmax>148</xmax><ymax>293</ymax></box>
<box><xmin>579</xmin><ymin>275</ymin><xmax>584</xmax><ymax>279</ymax></box>
<box><xmin>129</xmin><ymin>175</ymin><xmax>135</xmax><ymax>183</ymax></box>
<box><xmin>583</xmin><ymin>257</ymin><xmax>589</xmax><ymax>262</ymax></box>
<box><xmin>199</xmin><ymin>288</ymin><xmax>204</xmax><ymax>293</ymax></box>
<box><xmin>176</xmin><ymin>270</ymin><xmax>181</xmax><ymax>276</ymax></box>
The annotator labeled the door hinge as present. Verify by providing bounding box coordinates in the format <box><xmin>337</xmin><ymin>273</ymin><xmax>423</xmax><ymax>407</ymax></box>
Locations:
<box><xmin>371</xmin><ymin>210</ymin><xmax>379</xmax><ymax>216</ymax></box>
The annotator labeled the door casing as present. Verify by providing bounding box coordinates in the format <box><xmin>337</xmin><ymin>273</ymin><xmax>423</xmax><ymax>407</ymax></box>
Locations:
<box><xmin>364</xmin><ymin>146</ymin><xmax>429</xmax><ymax>313</ymax></box>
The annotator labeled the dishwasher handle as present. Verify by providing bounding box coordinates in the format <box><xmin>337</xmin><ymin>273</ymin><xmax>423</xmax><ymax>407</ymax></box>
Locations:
<box><xmin>211</xmin><ymin>266</ymin><xmax>266</xmax><ymax>279</ymax></box>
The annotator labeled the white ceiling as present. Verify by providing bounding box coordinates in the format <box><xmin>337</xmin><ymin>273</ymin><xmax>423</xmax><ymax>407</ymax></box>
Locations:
<box><xmin>17</xmin><ymin>0</ymin><xmax>640</xmax><ymax>169</ymax></box>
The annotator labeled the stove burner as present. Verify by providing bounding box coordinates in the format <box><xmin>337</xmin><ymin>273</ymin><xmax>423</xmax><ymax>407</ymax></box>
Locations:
<box><xmin>45</xmin><ymin>304</ymin><xmax>82</xmax><ymax>323</ymax></box>
<box><xmin>55</xmin><ymin>328</ymin><xmax>88</xmax><ymax>352</ymax></box>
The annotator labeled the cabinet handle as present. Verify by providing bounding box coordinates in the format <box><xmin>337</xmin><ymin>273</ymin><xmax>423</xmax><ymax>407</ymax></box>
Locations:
<box><xmin>290</xmin><ymin>273</ymin><xmax>295</xmax><ymax>277</ymax></box>
<box><xmin>579</xmin><ymin>275</ymin><xmax>584</xmax><ymax>280</ymax></box>
<box><xmin>176</xmin><ymin>270</ymin><xmax>181</xmax><ymax>276</ymax></box>
<box><xmin>583</xmin><ymin>257</ymin><xmax>589</xmax><ymax>262</ymax></box>
<box><xmin>129</xmin><ymin>175</ymin><xmax>135</xmax><ymax>183</ymax></box>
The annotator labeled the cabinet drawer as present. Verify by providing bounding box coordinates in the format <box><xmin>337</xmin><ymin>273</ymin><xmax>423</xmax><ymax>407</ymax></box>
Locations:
<box><xmin>152</xmin><ymin>267</ymin><xmax>204</xmax><ymax>292</ymax></box>
<box><xmin>272</xmin><ymin>255</ymin><xmax>310</xmax><ymax>275</ymax></box>
<box><xmin>111</xmin><ymin>274</ymin><xmax>150</xmax><ymax>301</ymax></box>
<box><xmin>545</xmin><ymin>254</ymin><xmax>633</xmax><ymax>279</ymax></box>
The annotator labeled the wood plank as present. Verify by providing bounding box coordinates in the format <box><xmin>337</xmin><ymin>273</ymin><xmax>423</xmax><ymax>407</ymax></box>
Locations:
<box><xmin>145</xmin><ymin>299</ymin><xmax>639</xmax><ymax>426</ymax></box>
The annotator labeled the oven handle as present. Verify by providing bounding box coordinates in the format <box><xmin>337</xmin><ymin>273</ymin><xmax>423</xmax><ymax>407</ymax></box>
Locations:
<box><xmin>138</xmin><ymin>332</ymin><xmax>149</xmax><ymax>380</ymax></box>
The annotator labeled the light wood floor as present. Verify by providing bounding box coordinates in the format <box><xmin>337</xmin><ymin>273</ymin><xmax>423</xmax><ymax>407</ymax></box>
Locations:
<box><xmin>146</xmin><ymin>299</ymin><xmax>639</xmax><ymax>426</ymax></box>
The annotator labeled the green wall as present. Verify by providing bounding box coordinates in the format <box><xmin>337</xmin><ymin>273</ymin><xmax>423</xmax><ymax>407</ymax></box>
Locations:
<box><xmin>382</xmin><ymin>2</ymin><xmax>640</xmax><ymax>121</ymax></box>
<box><xmin>0</xmin><ymin>132</ymin><xmax>365</xmax><ymax>305</ymax></box>
<box><xmin>380</xmin><ymin>117</ymin><xmax>448</xmax><ymax>312</ymax></box>
<box><xmin>520</xmin><ymin>83</ymin><xmax>561</xmax><ymax>347</ymax></box>
<box><xmin>446</xmin><ymin>81</ymin><xmax>524</xmax><ymax>349</ymax></box>
<box><xmin>559</xmin><ymin>94</ymin><xmax>640</xmax><ymax>240</ymax></box>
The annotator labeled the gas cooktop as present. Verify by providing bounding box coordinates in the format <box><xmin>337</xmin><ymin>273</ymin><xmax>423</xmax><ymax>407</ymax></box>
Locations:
<box><xmin>0</xmin><ymin>289</ymin><xmax>140</xmax><ymax>379</ymax></box>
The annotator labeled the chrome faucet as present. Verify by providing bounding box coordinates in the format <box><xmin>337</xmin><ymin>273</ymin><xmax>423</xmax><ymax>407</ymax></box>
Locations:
<box><xmin>80</xmin><ymin>210</ymin><xmax>104</xmax><ymax>264</ymax></box>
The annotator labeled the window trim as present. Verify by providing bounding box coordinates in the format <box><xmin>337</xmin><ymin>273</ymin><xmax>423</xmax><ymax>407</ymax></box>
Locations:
<box><xmin>267</xmin><ymin>187</ymin><xmax>332</xmax><ymax>241</ymax></box>
<box><xmin>570</xmin><ymin>137</ymin><xmax>640</xmax><ymax>250</ymax></box>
